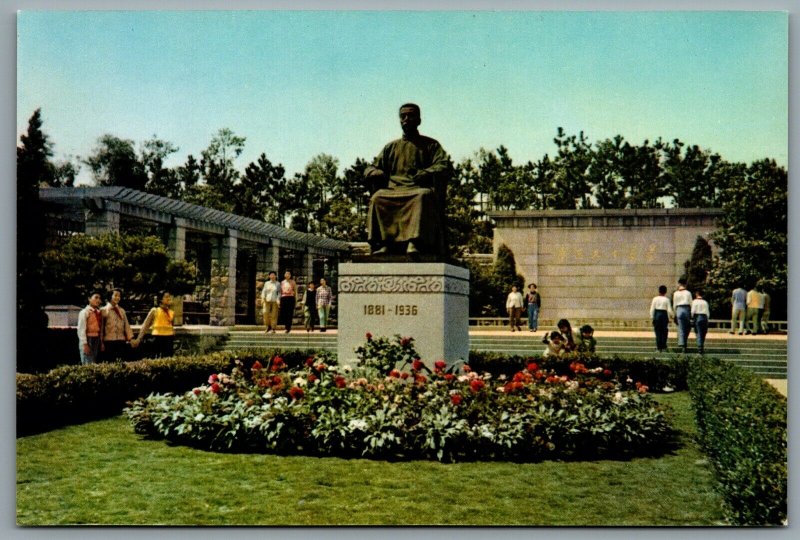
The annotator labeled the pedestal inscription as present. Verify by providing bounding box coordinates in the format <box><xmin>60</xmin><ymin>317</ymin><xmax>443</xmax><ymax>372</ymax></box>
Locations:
<box><xmin>337</xmin><ymin>263</ymin><xmax>470</xmax><ymax>367</ymax></box>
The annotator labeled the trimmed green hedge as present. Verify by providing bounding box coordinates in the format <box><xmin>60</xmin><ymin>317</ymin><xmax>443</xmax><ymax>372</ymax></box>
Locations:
<box><xmin>468</xmin><ymin>351</ymin><xmax>690</xmax><ymax>391</ymax></box>
<box><xmin>16</xmin><ymin>349</ymin><xmax>321</xmax><ymax>436</ymax></box>
<box><xmin>688</xmin><ymin>357</ymin><xmax>787</xmax><ymax>525</ymax></box>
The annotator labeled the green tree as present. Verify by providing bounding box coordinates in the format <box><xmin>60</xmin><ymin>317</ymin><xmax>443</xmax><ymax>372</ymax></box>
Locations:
<box><xmin>84</xmin><ymin>134</ymin><xmax>148</xmax><ymax>190</ymax></box>
<box><xmin>449</xmin><ymin>158</ymin><xmax>491</xmax><ymax>255</ymax></box>
<box><xmin>17</xmin><ymin>108</ymin><xmax>53</xmax><ymax>367</ymax></box>
<box><xmin>467</xmin><ymin>244</ymin><xmax>525</xmax><ymax>316</ymax></box>
<box><xmin>141</xmin><ymin>137</ymin><xmax>180</xmax><ymax>198</ymax></box>
<box><xmin>683</xmin><ymin>236</ymin><xmax>713</xmax><ymax>293</ymax></box>
<box><xmin>660</xmin><ymin>139</ymin><xmax>725</xmax><ymax>207</ymax></box>
<box><xmin>303</xmin><ymin>154</ymin><xmax>339</xmax><ymax>235</ymax></box>
<box><xmin>40</xmin><ymin>233</ymin><xmax>196</xmax><ymax>313</ymax></box>
<box><xmin>709</xmin><ymin>159</ymin><xmax>787</xmax><ymax>318</ymax></box>
<box><xmin>189</xmin><ymin>128</ymin><xmax>247</xmax><ymax>212</ymax></box>
<box><xmin>549</xmin><ymin>128</ymin><xmax>593</xmax><ymax>209</ymax></box>
<box><xmin>238</xmin><ymin>153</ymin><xmax>287</xmax><ymax>220</ymax></box>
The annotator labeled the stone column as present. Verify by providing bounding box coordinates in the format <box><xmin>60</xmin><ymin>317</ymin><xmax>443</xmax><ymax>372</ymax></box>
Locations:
<box><xmin>303</xmin><ymin>249</ymin><xmax>315</xmax><ymax>285</ymax></box>
<box><xmin>84</xmin><ymin>199</ymin><xmax>121</xmax><ymax>236</ymax></box>
<box><xmin>209</xmin><ymin>230</ymin><xmax>238</xmax><ymax>326</ymax></box>
<box><xmin>254</xmin><ymin>242</ymin><xmax>281</xmax><ymax>323</ymax></box>
<box><xmin>166</xmin><ymin>218</ymin><xmax>187</xmax><ymax>325</ymax></box>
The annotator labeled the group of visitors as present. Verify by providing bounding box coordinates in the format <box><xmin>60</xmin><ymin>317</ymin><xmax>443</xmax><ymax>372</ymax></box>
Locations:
<box><xmin>505</xmin><ymin>283</ymin><xmax>541</xmax><ymax>332</ymax></box>
<box><xmin>77</xmin><ymin>289</ymin><xmax>174</xmax><ymax>364</ymax></box>
<box><xmin>260</xmin><ymin>270</ymin><xmax>334</xmax><ymax>333</ymax></box>
<box><xmin>542</xmin><ymin>319</ymin><xmax>596</xmax><ymax>357</ymax></box>
<box><xmin>649</xmin><ymin>279</ymin><xmax>710</xmax><ymax>354</ymax></box>
<box><xmin>730</xmin><ymin>282</ymin><xmax>771</xmax><ymax>335</ymax></box>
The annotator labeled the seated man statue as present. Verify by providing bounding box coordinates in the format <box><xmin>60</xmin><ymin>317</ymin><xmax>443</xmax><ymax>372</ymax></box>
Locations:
<box><xmin>364</xmin><ymin>103</ymin><xmax>449</xmax><ymax>259</ymax></box>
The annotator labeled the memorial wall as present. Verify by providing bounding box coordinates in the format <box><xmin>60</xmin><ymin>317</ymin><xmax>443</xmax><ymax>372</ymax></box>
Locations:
<box><xmin>489</xmin><ymin>208</ymin><xmax>723</xmax><ymax>323</ymax></box>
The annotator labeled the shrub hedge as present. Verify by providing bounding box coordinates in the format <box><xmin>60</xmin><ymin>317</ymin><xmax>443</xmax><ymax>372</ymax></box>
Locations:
<box><xmin>468</xmin><ymin>351</ymin><xmax>690</xmax><ymax>391</ymax></box>
<box><xmin>16</xmin><ymin>349</ymin><xmax>322</xmax><ymax>436</ymax></box>
<box><xmin>688</xmin><ymin>357</ymin><xmax>787</xmax><ymax>525</ymax></box>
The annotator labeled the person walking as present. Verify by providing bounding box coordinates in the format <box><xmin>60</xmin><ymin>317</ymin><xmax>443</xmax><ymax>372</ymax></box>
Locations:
<box><xmin>316</xmin><ymin>277</ymin><xmax>333</xmax><ymax>333</ymax></box>
<box><xmin>260</xmin><ymin>271</ymin><xmax>280</xmax><ymax>334</ymax></box>
<box><xmin>650</xmin><ymin>285</ymin><xmax>674</xmax><ymax>353</ymax></box>
<box><xmin>729</xmin><ymin>284</ymin><xmax>747</xmax><ymax>335</ymax></box>
<box><xmin>691</xmin><ymin>290</ymin><xmax>710</xmax><ymax>355</ymax></box>
<box><xmin>300</xmin><ymin>281</ymin><xmax>319</xmax><ymax>332</ymax></box>
<box><xmin>745</xmin><ymin>284</ymin><xmax>764</xmax><ymax>335</ymax></box>
<box><xmin>101</xmin><ymin>288</ymin><xmax>133</xmax><ymax>362</ymax></box>
<box><xmin>132</xmin><ymin>290</ymin><xmax>175</xmax><ymax>358</ymax></box>
<box><xmin>77</xmin><ymin>291</ymin><xmax>104</xmax><ymax>365</ymax></box>
<box><xmin>761</xmin><ymin>290</ymin><xmax>772</xmax><ymax>334</ymax></box>
<box><xmin>673</xmin><ymin>279</ymin><xmax>693</xmax><ymax>353</ymax></box>
<box><xmin>525</xmin><ymin>283</ymin><xmax>541</xmax><ymax>332</ymax></box>
<box><xmin>279</xmin><ymin>271</ymin><xmax>298</xmax><ymax>333</ymax></box>
<box><xmin>506</xmin><ymin>285</ymin><xmax>523</xmax><ymax>332</ymax></box>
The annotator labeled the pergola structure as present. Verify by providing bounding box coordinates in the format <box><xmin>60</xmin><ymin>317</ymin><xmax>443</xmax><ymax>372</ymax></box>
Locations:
<box><xmin>40</xmin><ymin>187</ymin><xmax>351</xmax><ymax>326</ymax></box>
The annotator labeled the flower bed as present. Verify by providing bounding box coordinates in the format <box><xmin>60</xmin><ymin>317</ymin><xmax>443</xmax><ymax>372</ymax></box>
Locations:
<box><xmin>125</xmin><ymin>335</ymin><xmax>675</xmax><ymax>462</ymax></box>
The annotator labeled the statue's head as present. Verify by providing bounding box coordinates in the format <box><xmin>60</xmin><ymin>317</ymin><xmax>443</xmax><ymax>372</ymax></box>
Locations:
<box><xmin>399</xmin><ymin>103</ymin><xmax>421</xmax><ymax>135</ymax></box>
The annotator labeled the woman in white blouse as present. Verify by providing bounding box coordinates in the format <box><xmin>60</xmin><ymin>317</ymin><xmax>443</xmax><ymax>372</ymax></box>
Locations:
<box><xmin>650</xmin><ymin>285</ymin><xmax>674</xmax><ymax>352</ymax></box>
<box><xmin>691</xmin><ymin>290</ymin><xmax>711</xmax><ymax>355</ymax></box>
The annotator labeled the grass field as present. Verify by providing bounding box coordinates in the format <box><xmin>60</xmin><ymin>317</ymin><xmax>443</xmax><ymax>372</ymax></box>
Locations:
<box><xmin>16</xmin><ymin>392</ymin><xmax>726</xmax><ymax>526</ymax></box>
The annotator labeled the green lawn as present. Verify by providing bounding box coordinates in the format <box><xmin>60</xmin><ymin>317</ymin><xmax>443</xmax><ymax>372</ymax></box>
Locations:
<box><xmin>16</xmin><ymin>392</ymin><xmax>726</xmax><ymax>526</ymax></box>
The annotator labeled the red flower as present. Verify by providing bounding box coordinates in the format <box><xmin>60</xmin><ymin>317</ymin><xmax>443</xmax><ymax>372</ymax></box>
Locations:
<box><xmin>252</xmin><ymin>360</ymin><xmax>263</xmax><ymax>371</ymax></box>
<box><xmin>271</xmin><ymin>357</ymin><xmax>286</xmax><ymax>371</ymax></box>
<box><xmin>463</xmin><ymin>364</ymin><xmax>472</xmax><ymax>373</ymax></box>
<box><xmin>469</xmin><ymin>379</ymin><xmax>485</xmax><ymax>393</ymax></box>
<box><xmin>414</xmin><ymin>374</ymin><xmax>427</xmax><ymax>384</ymax></box>
<box><xmin>208</xmin><ymin>373</ymin><xmax>219</xmax><ymax>384</ymax></box>
<box><xmin>389</xmin><ymin>369</ymin><xmax>401</xmax><ymax>378</ymax></box>
<box><xmin>334</xmin><ymin>375</ymin><xmax>347</xmax><ymax>388</ymax></box>
<box><xmin>450</xmin><ymin>393</ymin><xmax>463</xmax><ymax>406</ymax></box>
<box><xmin>412</xmin><ymin>359</ymin><xmax>424</xmax><ymax>371</ymax></box>
<box><xmin>434</xmin><ymin>360</ymin><xmax>447</xmax><ymax>370</ymax></box>
<box><xmin>603</xmin><ymin>369</ymin><xmax>612</xmax><ymax>377</ymax></box>
<box><xmin>257</xmin><ymin>378</ymin><xmax>269</xmax><ymax>387</ymax></box>
<box><xmin>315</xmin><ymin>363</ymin><xmax>327</xmax><ymax>372</ymax></box>
<box><xmin>210</xmin><ymin>382</ymin><xmax>220</xmax><ymax>393</ymax></box>
<box><xmin>504</xmin><ymin>381</ymin><xmax>524</xmax><ymax>393</ymax></box>
<box><xmin>527</xmin><ymin>362</ymin><xmax>539</xmax><ymax>372</ymax></box>
<box><xmin>444</xmin><ymin>373</ymin><xmax>455</xmax><ymax>382</ymax></box>
<box><xmin>308</xmin><ymin>374</ymin><xmax>318</xmax><ymax>383</ymax></box>
<box><xmin>193</xmin><ymin>388</ymin><xmax>201</xmax><ymax>395</ymax></box>
<box><xmin>288</xmin><ymin>386</ymin><xmax>304</xmax><ymax>400</ymax></box>
<box><xmin>305</xmin><ymin>357</ymin><xmax>314</xmax><ymax>367</ymax></box>
<box><xmin>400</xmin><ymin>337</ymin><xmax>412</xmax><ymax>347</ymax></box>
<box><xmin>400</xmin><ymin>372</ymin><xmax>410</xmax><ymax>380</ymax></box>
<box><xmin>271</xmin><ymin>375</ymin><xmax>284</xmax><ymax>389</ymax></box>
<box><xmin>533</xmin><ymin>370</ymin><xmax>545</xmax><ymax>380</ymax></box>
<box><xmin>366</xmin><ymin>332</ymin><xmax>373</xmax><ymax>341</ymax></box>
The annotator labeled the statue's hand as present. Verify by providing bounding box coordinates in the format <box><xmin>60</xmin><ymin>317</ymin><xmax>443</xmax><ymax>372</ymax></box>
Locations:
<box><xmin>413</xmin><ymin>169</ymin><xmax>433</xmax><ymax>187</ymax></box>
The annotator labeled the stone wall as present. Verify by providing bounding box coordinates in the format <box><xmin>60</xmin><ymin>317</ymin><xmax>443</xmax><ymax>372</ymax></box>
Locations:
<box><xmin>490</xmin><ymin>208</ymin><xmax>722</xmax><ymax>322</ymax></box>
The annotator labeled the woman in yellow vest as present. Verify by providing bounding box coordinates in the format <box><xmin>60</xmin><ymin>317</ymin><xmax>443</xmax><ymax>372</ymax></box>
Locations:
<box><xmin>132</xmin><ymin>290</ymin><xmax>175</xmax><ymax>358</ymax></box>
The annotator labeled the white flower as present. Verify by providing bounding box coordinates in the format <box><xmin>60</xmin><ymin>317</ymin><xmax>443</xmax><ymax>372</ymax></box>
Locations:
<box><xmin>498</xmin><ymin>374</ymin><xmax>507</xmax><ymax>381</ymax></box>
<box><xmin>482</xmin><ymin>373</ymin><xmax>493</xmax><ymax>380</ymax></box>
<box><xmin>194</xmin><ymin>413</ymin><xmax>205</xmax><ymax>421</ymax></box>
<box><xmin>457</xmin><ymin>375</ymin><xmax>469</xmax><ymax>383</ymax></box>
<box><xmin>343</xmin><ymin>365</ymin><xmax>353</xmax><ymax>373</ymax></box>
<box><xmin>613</xmin><ymin>391</ymin><xmax>624</xmax><ymax>404</ymax></box>
<box><xmin>348</xmin><ymin>419</ymin><xmax>368</xmax><ymax>431</ymax></box>
<box><xmin>293</xmin><ymin>377</ymin><xmax>307</xmax><ymax>387</ymax></box>
<box><xmin>313</xmin><ymin>378</ymin><xmax>321</xmax><ymax>385</ymax></box>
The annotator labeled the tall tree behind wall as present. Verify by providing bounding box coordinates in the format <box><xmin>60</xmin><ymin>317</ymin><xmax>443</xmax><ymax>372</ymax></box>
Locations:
<box><xmin>17</xmin><ymin>109</ymin><xmax>54</xmax><ymax>367</ymax></box>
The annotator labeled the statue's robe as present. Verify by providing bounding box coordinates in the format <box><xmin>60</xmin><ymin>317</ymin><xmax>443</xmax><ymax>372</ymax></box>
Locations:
<box><xmin>365</xmin><ymin>133</ymin><xmax>448</xmax><ymax>253</ymax></box>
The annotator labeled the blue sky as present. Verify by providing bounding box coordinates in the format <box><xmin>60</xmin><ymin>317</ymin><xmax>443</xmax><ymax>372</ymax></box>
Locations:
<box><xmin>17</xmin><ymin>10</ymin><xmax>788</xmax><ymax>183</ymax></box>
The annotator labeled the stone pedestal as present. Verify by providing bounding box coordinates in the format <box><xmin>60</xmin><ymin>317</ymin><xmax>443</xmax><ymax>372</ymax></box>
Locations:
<box><xmin>337</xmin><ymin>263</ymin><xmax>470</xmax><ymax>367</ymax></box>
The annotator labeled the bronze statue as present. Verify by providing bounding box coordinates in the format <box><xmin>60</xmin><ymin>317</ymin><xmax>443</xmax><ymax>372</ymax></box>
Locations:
<box><xmin>364</xmin><ymin>103</ymin><xmax>449</xmax><ymax>260</ymax></box>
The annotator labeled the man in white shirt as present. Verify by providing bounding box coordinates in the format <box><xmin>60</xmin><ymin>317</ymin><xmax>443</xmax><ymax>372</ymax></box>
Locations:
<box><xmin>260</xmin><ymin>271</ymin><xmax>280</xmax><ymax>334</ymax></box>
<box><xmin>673</xmin><ymin>278</ymin><xmax>693</xmax><ymax>353</ymax></box>
<box><xmin>691</xmin><ymin>290</ymin><xmax>711</xmax><ymax>355</ymax></box>
<box><xmin>650</xmin><ymin>285</ymin><xmax>674</xmax><ymax>353</ymax></box>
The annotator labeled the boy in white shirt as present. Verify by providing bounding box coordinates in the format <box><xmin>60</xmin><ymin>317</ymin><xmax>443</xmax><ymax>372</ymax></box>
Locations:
<box><xmin>506</xmin><ymin>285</ymin><xmax>523</xmax><ymax>332</ymax></box>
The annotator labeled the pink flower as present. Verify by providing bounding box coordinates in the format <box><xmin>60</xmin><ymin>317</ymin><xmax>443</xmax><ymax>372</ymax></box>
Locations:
<box><xmin>210</xmin><ymin>382</ymin><xmax>220</xmax><ymax>393</ymax></box>
<box><xmin>412</xmin><ymin>359</ymin><xmax>424</xmax><ymax>371</ymax></box>
<box><xmin>208</xmin><ymin>373</ymin><xmax>219</xmax><ymax>384</ymax></box>
<box><xmin>463</xmin><ymin>364</ymin><xmax>472</xmax><ymax>373</ymax></box>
